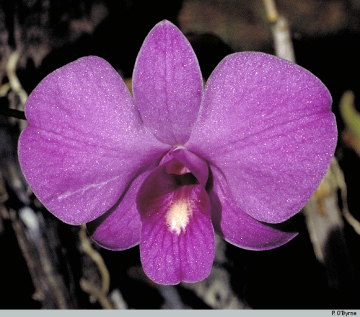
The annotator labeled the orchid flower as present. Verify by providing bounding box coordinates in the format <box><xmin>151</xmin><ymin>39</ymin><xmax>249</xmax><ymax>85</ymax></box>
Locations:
<box><xmin>18</xmin><ymin>20</ymin><xmax>337</xmax><ymax>285</ymax></box>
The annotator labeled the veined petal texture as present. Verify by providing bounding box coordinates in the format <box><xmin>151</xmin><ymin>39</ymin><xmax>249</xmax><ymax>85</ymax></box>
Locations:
<box><xmin>87</xmin><ymin>172</ymin><xmax>151</xmax><ymax>250</ymax></box>
<box><xmin>137</xmin><ymin>161</ymin><xmax>214</xmax><ymax>284</ymax></box>
<box><xmin>210</xmin><ymin>165</ymin><xmax>298</xmax><ymax>250</ymax></box>
<box><xmin>187</xmin><ymin>52</ymin><xmax>337</xmax><ymax>223</ymax></box>
<box><xmin>133</xmin><ymin>20</ymin><xmax>203</xmax><ymax>145</ymax></box>
<box><xmin>18</xmin><ymin>56</ymin><xmax>168</xmax><ymax>224</ymax></box>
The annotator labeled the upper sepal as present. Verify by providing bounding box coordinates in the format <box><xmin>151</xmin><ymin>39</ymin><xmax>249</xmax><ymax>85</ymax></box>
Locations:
<box><xmin>133</xmin><ymin>20</ymin><xmax>203</xmax><ymax>145</ymax></box>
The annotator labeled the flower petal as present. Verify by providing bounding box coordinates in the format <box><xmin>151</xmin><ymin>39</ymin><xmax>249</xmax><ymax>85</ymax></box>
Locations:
<box><xmin>210</xmin><ymin>165</ymin><xmax>298</xmax><ymax>250</ymax></box>
<box><xmin>87</xmin><ymin>172</ymin><xmax>149</xmax><ymax>250</ymax></box>
<box><xmin>187</xmin><ymin>52</ymin><xmax>337</xmax><ymax>223</ymax></box>
<box><xmin>133</xmin><ymin>20</ymin><xmax>203</xmax><ymax>145</ymax></box>
<box><xmin>18</xmin><ymin>56</ymin><xmax>168</xmax><ymax>224</ymax></box>
<box><xmin>137</xmin><ymin>161</ymin><xmax>214</xmax><ymax>284</ymax></box>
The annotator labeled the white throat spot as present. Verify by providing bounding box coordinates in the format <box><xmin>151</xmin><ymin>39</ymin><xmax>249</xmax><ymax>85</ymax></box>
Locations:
<box><xmin>165</xmin><ymin>199</ymin><xmax>192</xmax><ymax>235</ymax></box>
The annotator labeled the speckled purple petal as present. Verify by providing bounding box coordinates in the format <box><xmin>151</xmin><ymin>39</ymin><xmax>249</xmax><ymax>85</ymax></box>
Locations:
<box><xmin>87</xmin><ymin>172</ymin><xmax>150</xmax><ymax>250</ymax></box>
<box><xmin>18</xmin><ymin>56</ymin><xmax>168</xmax><ymax>225</ymax></box>
<box><xmin>210</xmin><ymin>165</ymin><xmax>298</xmax><ymax>250</ymax></box>
<box><xmin>137</xmin><ymin>160</ymin><xmax>214</xmax><ymax>284</ymax></box>
<box><xmin>187</xmin><ymin>52</ymin><xmax>337</xmax><ymax>224</ymax></box>
<box><xmin>132</xmin><ymin>20</ymin><xmax>203</xmax><ymax>145</ymax></box>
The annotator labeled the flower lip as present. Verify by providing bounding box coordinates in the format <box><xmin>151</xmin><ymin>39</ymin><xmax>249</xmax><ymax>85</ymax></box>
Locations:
<box><xmin>137</xmin><ymin>159</ymin><xmax>215</xmax><ymax>284</ymax></box>
<box><xmin>165</xmin><ymin>188</ymin><xmax>193</xmax><ymax>235</ymax></box>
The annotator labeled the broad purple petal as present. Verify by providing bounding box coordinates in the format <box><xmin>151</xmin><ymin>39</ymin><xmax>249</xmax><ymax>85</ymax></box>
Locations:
<box><xmin>87</xmin><ymin>172</ymin><xmax>149</xmax><ymax>250</ymax></box>
<box><xmin>137</xmin><ymin>161</ymin><xmax>214</xmax><ymax>284</ymax></box>
<box><xmin>187</xmin><ymin>52</ymin><xmax>337</xmax><ymax>223</ymax></box>
<box><xmin>133</xmin><ymin>20</ymin><xmax>203</xmax><ymax>145</ymax></box>
<box><xmin>18</xmin><ymin>56</ymin><xmax>168</xmax><ymax>224</ymax></box>
<box><xmin>210</xmin><ymin>165</ymin><xmax>298</xmax><ymax>250</ymax></box>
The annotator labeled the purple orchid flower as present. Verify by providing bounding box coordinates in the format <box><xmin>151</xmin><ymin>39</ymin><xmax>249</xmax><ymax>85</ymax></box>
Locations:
<box><xmin>18</xmin><ymin>20</ymin><xmax>337</xmax><ymax>285</ymax></box>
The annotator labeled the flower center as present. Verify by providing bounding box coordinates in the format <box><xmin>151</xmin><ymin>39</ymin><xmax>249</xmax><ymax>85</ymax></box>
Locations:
<box><xmin>164</xmin><ymin>158</ymin><xmax>199</xmax><ymax>235</ymax></box>
<box><xmin>165</xmin><ymin>197</ymin><xmax>192</xmax><ymax>235</ymax></box>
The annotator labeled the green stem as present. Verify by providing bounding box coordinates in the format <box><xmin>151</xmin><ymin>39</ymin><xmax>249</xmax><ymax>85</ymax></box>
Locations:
<box><xmin>340</xmin><ymin>90</ymin><xmax>360</xmax><ymax>138</ymax></box>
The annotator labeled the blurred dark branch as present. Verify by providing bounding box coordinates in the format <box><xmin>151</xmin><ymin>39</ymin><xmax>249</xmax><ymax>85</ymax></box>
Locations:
<box><xmin>5</xmin><ymin>51</ymin><xmax>28</xmax><ymax>107</ymax></box>
<box><xmin>303</xmin><ymin>159</ymin><xmax>359</xmax><ymax>302</ymax></box>
<box><xmin>78</xmin><ymin>224</ymin><xmax>117</xmax><ymax>309</ymax></box>
<box><xmin>0</xmin><ymin>51</ymin><xmax>27</xmax><ymax>125</ymax></box>
<box><xmin>9</xmin><ymin>207</ymin><xmax>70</xmax><ymax>308</ymax></box>
<box><xmin>0</xmin><ymin>107</ymin><xmax>25</xmax><ymax>120</ymax></box>
<box><xmin>0</xmin><ymin>170</ymin><xmax>77</xmax><ymax>308</ymax></box>
<box><xmin>263</xmin><ymin>0</ymin><xmax>296</xmax><ymax>63</ymax></box>
<box><xmin>79</xmin><ymin>279</ymin><xmax>113</xmax><ymax>309</ymax></box>
<box><xmin>0</xmin><ymin>47</ymin><xmax>79</xmax><ymax>308</ymax></box>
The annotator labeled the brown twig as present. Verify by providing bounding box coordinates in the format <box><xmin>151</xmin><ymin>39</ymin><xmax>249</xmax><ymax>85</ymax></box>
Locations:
<box><xmin>0</xmin><ymin>107</ymin><xmax>26</xmax><ymax>120</ymax></box>
<box><xmin>79</xmin><ymin>224</ymin><xmax>113</xmax><ymax>309</ymax></box>
<box><xmin>263</xmin><ymin>0</ymin><xmax>296</xmax><ymax>63</ymax></box>
<box><xmin>79</xmin><ymin>279</ymin><xmax>113</xmax><ymax>309</ymax></box>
